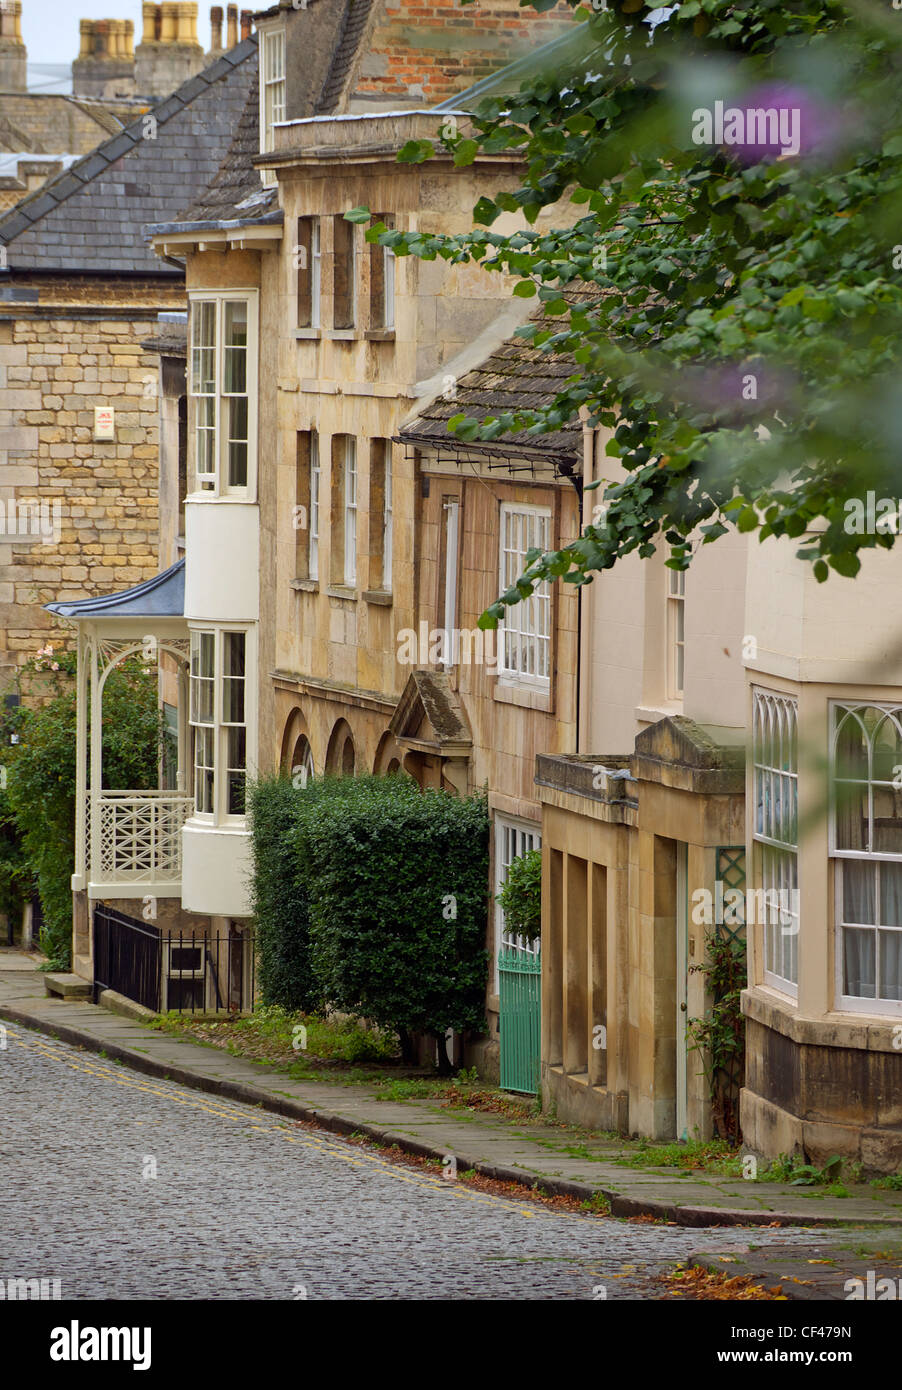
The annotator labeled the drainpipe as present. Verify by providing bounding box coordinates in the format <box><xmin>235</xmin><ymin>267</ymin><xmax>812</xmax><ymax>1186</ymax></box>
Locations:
<box><xmin>560</xmin><ymin>458</ymin><xmax>583</xmax><ymax>754</ymax></box>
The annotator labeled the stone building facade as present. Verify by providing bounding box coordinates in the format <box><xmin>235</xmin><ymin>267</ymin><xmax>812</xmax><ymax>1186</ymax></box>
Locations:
<box><xmin>0</xmin><ymin>36</ymin><xmax>257</xmax><ymax>689</ymax></box>
<box><xmin>39</xmin><ymin>0</ymin><xmax>574</xmax><ymax>1009</ymax></box>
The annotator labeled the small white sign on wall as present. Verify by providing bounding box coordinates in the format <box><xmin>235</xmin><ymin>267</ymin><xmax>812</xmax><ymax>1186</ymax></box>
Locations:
<box><xmin>93</xmin><ymin>406</ymin><xmax>115</xmax><ymax>441</ymax></box>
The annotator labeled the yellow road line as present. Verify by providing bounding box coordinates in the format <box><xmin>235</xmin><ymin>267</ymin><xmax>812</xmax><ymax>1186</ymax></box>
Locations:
<box><xmin>4</xmin><ymin>1024</ymin><xmax>579</xmax><ymax>1221</ymax></box>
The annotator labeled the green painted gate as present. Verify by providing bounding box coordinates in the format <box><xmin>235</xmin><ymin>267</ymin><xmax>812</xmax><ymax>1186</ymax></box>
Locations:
<box><xmin>498</xmin><ymin>942</ymin><xmax>541</xmax><ymax>1094</ymax></box>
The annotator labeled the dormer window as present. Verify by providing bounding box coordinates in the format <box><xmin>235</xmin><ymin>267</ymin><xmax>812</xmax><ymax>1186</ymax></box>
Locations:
<box><xmin>260</xmin><ymin>26</ymin><xmax>286</xmax><ymax>183</ymax></box>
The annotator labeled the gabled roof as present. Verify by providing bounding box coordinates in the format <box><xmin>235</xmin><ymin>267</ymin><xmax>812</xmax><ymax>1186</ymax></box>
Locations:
<box><xmin>45</xmin><ymin>560</ymin><xmax>185</xmax><ymax>620</ymax></box>
<box><xmin>389</xmin><ymin>669</ymin><xmax>472</xmax><ymax>752</ymax></box>
<box><xmin>0</xmin><ymin>39</ymin><xmax>258</xmax><ymax>276</ymax></box>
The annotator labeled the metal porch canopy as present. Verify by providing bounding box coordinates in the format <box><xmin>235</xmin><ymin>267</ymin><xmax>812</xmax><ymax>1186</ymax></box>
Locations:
<box><xmin>44</xmin><ymin>561</ymin><xmax>191</xmax><ymax>900</ymax></box>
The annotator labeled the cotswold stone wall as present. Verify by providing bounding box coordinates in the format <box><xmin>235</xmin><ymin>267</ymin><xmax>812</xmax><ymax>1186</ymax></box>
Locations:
<box><xmin>0</xmin><ymin>294</ymin><xmax>182</xmax><ymax>684</ymax></box>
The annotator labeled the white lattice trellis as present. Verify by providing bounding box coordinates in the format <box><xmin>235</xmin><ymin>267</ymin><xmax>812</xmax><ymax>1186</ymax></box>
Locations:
<box><xmin>92</xmin><ymin>792</ymin><xmax>193</xmax><ymax>884</ymax></box>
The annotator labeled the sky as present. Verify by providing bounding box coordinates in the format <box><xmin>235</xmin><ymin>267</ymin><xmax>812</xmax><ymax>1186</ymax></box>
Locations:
<box><xmin>21</xmin><ymin>1</ymin><xmax>162</xmax><ymax>81</ymax></box>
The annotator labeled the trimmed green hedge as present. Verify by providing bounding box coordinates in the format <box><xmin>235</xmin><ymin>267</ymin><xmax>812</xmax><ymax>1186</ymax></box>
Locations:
<box><xmin>249</xmin><ymin>775</ymin><xmax>490</xmax><ymax>1052</ymax></box>
<box><xmin>248</xmin><ymin>775</ymin><xmax>323</xmax><ymax>1013</ymax></box>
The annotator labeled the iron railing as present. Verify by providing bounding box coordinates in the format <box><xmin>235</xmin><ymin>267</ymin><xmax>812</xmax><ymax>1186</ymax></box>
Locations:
<box><xmin>92</xmin><ymin>906</ymin><xmax>256</xmax><ymax>1015</ymax></box>
<box><xmin>93</xmin><ymin>905</ymin><xmax>162</xmax><ymax>1011</ymax></box>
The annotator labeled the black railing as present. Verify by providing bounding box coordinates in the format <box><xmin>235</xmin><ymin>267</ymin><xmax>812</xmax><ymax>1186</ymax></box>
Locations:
<box><xmin>93</xmin><ymin>905</ymin><xmax>162</xmax><ymax>1011</ymax></box>
<box><xmin>92</xmin><ymin>907</ymin><xmax>256</xmax><ymax>1015</ymax></box>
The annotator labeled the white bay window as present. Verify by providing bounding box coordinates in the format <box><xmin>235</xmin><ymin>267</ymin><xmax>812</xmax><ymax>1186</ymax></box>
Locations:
<box><xmin>752</xmin><ymin>688</ymin><xmax>799</xmax><ymax>993</ymax></box>
<box><xmin>190</xmin><ymin>628</ymin><xmax>252</xmax><ymax>823</ymax></box>
<box><xmin>189</xmin><ymin>292</ymin><xmax>257</xmax><ymax>498</ymax></box>
<box><xmin>832</xmin><ymin>702</ymin><xmax>902</xmax><ymax>1012</ymax></box>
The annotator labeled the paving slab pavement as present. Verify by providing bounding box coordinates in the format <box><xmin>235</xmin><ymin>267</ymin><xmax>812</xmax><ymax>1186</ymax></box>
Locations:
<box><xmin>688</xmin><ymin>1238</ymin><xmax>902</xmax><ymax>1300</ymax></box>
<box><xmin>3</xmin><ymin>949</ymin><xmax>902</xmax><ymax>1240</ymax></box>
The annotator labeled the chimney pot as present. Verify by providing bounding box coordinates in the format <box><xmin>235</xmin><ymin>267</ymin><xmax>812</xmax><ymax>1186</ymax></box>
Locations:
<box><xmin>160</xmin><ymin>2</ymin><xmax>179</xmax><ymax>43</ymax></box>
<box><xmin>141</xmin><ymin>2</ymin><xmax>158</xmax><ymax>44</ymax></box>
<box><xmin>176</xmin><ymin>2</ymin><xmax>199</xmax><ymax>44</ymax></box>
<box><xmin>240</xmin><ymin>10</ymin><xmax>253</xmax><ymax>40</ymax></box>
<box><xmin>226</xmin><ymin>3</ymin><xmax>238</xmax><ymax>49</ymax></box>
<box><xmin>1</xmin><ymin>0</ymin><xmax>22</xmax><ymax>42</ymax></box>
<box><xmin>209</xmin><ymin>5</ymin><xmax>223</xmax><ymax>52</ymax></box>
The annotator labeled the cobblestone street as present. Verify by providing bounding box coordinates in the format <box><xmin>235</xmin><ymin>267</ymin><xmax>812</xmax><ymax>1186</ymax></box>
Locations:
<box><xmin>1</xmin><ymin>1023</ymin><xmax>822</xmax><ymax>1301</ymax></box>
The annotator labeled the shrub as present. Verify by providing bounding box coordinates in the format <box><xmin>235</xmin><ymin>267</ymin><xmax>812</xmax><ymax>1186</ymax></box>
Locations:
<box><xmin>496</xmin><ymin>847</ymin><xmax>541</xmax><ymax>940</ymax></box>
<box><xmin>248</xmin><ymin>776</ymin><xmax>323</xmax><ymax>1012</ymax></box>
<box><xmin>0</xmin><ymin>784</ymin><xmax>30</xmax><ymax>940</ymax></box>
<box><xmin>301</xmin><ymin>777</ymin><xmax>490</xmax><ymax>1064</ymax></box>
<box><xmin>249</xmin><ymin>774</ymin><xmax>491</xmax><ymax>1066</ymax></box>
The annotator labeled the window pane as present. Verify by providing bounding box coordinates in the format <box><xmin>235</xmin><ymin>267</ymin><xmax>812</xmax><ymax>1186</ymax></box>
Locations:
<box><xmin>191</xmin><ymin>301</ymin><xmax>215</xmax><ymax>393</ymax></box>
<box><xmin>190</xmin><ymin>632</ymin><xmax>215</xmax><ymax>724</ymax></box>
<box><xmin>227</xmin><ymin>727</ymin><xmax>246</xmax><ymax>815</ymax></box>
<box><xmin>310</xmin><ymin>432</ymin><xmax>320</xmax><ymax>579</ymax></box>
<box><xmin>196</xmin><ymin>396</ymin><xmax>215</xmax><ymax>482</ymax></box>
<box><xmin>222</xmin><ymin>632</ymin><xmax>246</xmax><ymax>725</ymax></box>
<box><xmin>194</xmin><ymin>725</ymin><xmax>214</xmax><ymax>815</ymax></box>
<box><xmin>873</xmin><ymin>783</ymin><xmax>902</xmax><ymax>854</ymax></box>
<box><xmin>227</xmin><ymin>397</ymin><xmax>248</xmax><ymax>488</ymax></box>
<box><xmin>874</xmin><ymin>713</ymin><xmax>902</xmax><ymax>783</ymax></box>
<box><xmin>835</xmin><ymin>708</ymin><xmax>869</xmax><ymax>781</ymax></box>
<box><xmin>223</xmin><ymin>302</ymin><xmax>248</xmax><ymax>394</ymax></box>
<box><xmin>843</xmin><ymin>859</ymin><xmax>876</xmax><ymax>924</ymax></box>
<box><xmin>879</xmin><ymin>930</ymin><xmax>902</xmax><ymax>1001</ymax></box>
<box><xmin>844</xmin><ymin>927</ymin><xmax>876</xmax><ymax>998</ymax></box>
<box><xmin>834</xmin><ymin>780</ymin><xmax>869</xmax><ymax>852</ymax></box>
<box><xmin>880</xmin><ymin>861</ymin><xmax>902</xmax><ymax>927</ymax></box>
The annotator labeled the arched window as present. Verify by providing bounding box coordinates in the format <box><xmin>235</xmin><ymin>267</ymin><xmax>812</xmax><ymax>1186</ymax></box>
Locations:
<box><xmin>326</xmin><ymin>719</ymin><xmax>355</xmax><ymax>776</ymax></box>
<box><xmin>291</xmin><ymin>734</ymin><xmax>314</xmax><ymax>789</ymax></box>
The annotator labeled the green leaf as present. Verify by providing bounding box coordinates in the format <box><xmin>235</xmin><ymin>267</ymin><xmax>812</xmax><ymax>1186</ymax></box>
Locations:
<box><xmin>453</xmin><ymin>139</ymin><xmax>479</xmax><ymax>167</ymax></box>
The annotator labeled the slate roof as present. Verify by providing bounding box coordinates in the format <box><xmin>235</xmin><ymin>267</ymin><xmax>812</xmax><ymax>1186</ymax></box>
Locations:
<box><xmin>400</xmin><ymin>296</ymin><xmax>593</xmax><ymax>468</ymax></box>
<box><xmin>170</xmin><ymin>61</ymin><xmax>279</xmax><ymax>227</ymax></box>
<box><xmin>140</xmin><ymin>320</ymin><xmax>188</xmax><ymax>357</ymax></box>
<box><xmin>45</xmin><ymin>559</ymin><xmax>185</xmax><ymax>619</ymax></box>
<box><xmin>0</xmin><ymin>39</ymin><xmax>259</xmax><ymax>276</ymax></box>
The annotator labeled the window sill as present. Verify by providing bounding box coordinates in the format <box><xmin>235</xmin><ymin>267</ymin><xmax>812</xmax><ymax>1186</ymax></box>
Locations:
<box><xmin>493</xmin><ymin>678</ymin><xmax>552</xmax><ymax>713</ymax></box>
<box><xmin>326</xmin><ymin>584</ymin><xmax>357</xmax><ymax>600</ymax></box>
<box><xmin>363</xmin><ymin>589</ymin><xmax>393</xmax><ymax>607</ymax></box>
<box><xmin>326</xmin><ymin>329</ymin><xmax>357</xmax><ymax>341</ymax></box>
<box><xmin>365</xmin><ymin>329</ymin><xmax>395</xmax><ymax>342</ymax></box>
<box><xmin>290</xmin><ymin>578</ymin><xmax>318</xmax><ymax>593</ymax></box>
<box><xmin>294</xmin><ymin>328</ymin><xmax>321</xmax><ymax>340</ymax></box>
<box><xmin>635</xmin><ymin>701</ymin><xmax>683</xmax><ymax>724</ymax></box>
<box><xmin>185</xmin><ymin>492</ymin><xmax>254</xmax><ymax>504</ymax></box>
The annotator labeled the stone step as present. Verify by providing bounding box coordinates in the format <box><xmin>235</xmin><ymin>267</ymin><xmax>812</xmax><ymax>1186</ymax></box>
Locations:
<box><xmin>43</xmin><ymin>973</ymin><xmax>93</xmax><ymax>1001</ymax></box>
